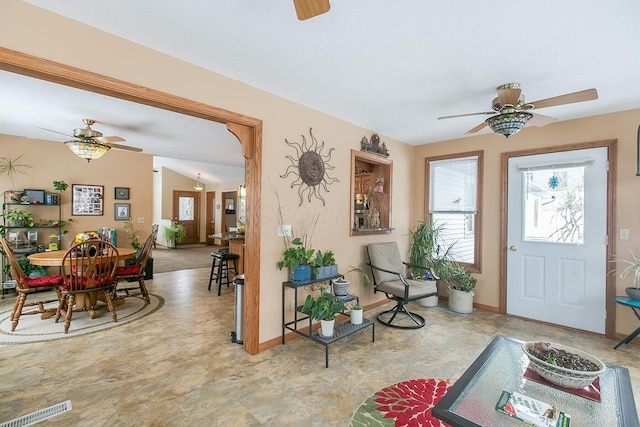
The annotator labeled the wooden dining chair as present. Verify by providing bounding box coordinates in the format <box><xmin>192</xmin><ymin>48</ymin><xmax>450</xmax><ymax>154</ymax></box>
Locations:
<box><xmin>113</xmin><ymin>233</ymin><xmax>153</xmax><ymax>304</ymax></box>
<box><xmin>56</xmin><ymin>240</ymin><xmax>119</xmax><ymax>333</ymax></box>
<box><xmin>0</xmin><ymin>238</ymin><xmax>63</xmax><ymax>331</ymax></box>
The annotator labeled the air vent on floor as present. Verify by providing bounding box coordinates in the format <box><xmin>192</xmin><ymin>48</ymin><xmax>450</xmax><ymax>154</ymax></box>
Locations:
<box><xmin>0</xmin><ymin>400</ymin><xmax>72</xmax><ymax>427</ymax></box>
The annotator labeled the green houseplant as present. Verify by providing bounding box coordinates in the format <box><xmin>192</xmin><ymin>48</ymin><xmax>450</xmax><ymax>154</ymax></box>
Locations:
<box><xmin>408</xmin><ymin>221</ymin><xmax>456</xmax><ymax>307</ymax></box>
<box><xmin>5</xmin><ymin>209</ymin><xmax>34</xmax><ymax>227</ymax></box>
<box><xmin>408</xmin><ymin>221</ymin><xmax>455</xmax><ymax>279</ymax></box>
<box><xmin>17</xmin><ymin>257</ymin><xmax>47</xmax><ymax>278</ymax></box>
<box><xmin>312</xmin><ymin>249</ymin><xmax>337</xmax><ymax>279</ymax></box>
<box><xmin>163</xmin><ymin>223</ymin><xmax>186</xmax><ymax>249</ymax></box>
<box><xmin>444</xmin><ymin>263</ymin><xmax>477</xmax><ymax>314</ymax></box>
<box><xmin>301</xmin><ymin>291</ymin><xmax>346</xmax><ymax>337</ymax></box>
<box><xmin>331</xmin><ymin>266</ymin><xmax>371</xmax><ymax>297</ymax></box>
<box><xmin>0</xmin><ymin>154</ymin><xmax>32</xmax><ymax>202</ymax></box>
<box><xmin>277</xmin><ymin>237</ymin><xmax>315</xmax><ymax>283</ymax></box>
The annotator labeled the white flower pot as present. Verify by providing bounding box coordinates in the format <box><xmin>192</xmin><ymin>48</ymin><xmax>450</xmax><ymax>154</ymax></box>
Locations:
<box><xmin>350</xmin><ymin>308</ymin><xmax>363</xmax><ymax>325</ymax></box>
<box><xmin>447</xmin><ymin>286</ymin><xmax>475</xmax><ymax>314</ymax></box>
<box><xmin>319</xmin><ymin>319</ymin><xmax>335</xmax><ymax>337</ymax></box>
<box><xmin>415</xmin><ymin>295</ymin><xmax>439</xmax><ymax>307</ymax></box>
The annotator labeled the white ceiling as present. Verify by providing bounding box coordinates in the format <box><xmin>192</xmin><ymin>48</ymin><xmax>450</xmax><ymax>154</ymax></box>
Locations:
<box><xmin>4</xmin><ymin>1</ymin><xmax>640</xmax><ymax>179</ymax></box>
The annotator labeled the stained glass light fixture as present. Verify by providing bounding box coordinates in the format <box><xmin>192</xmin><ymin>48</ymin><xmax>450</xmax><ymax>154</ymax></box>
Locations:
<box><xmin>485</xmin><ymin>112</ymin><xmax>533</xmax><ymax>138</ymax></box>
<box><xmin>65</xmin><ymin>139</ymin><xmax>111</xmax><ymax>162</ymax></box>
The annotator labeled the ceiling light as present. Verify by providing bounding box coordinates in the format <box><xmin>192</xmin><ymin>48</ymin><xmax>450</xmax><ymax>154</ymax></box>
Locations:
<box><xmin>485</xmin><ymin>112</ymin><xmax>533</xmax><ymax>138</ymax></box>
<box><xmin>65</xmin><ymin>139</ymin><xmax>111</xmax><ymax>162</ymax></box>
<box><xmin>194</xmin><ymin>173</ymin><xmax>203</xmax><ymax>191</ymax></box>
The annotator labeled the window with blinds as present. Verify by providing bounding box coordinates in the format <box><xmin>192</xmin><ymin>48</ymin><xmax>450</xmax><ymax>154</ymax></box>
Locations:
<box><xmin>426</xmin><ymin>152</ymin><xmax>482</xmax><ymax>269</ymax></box>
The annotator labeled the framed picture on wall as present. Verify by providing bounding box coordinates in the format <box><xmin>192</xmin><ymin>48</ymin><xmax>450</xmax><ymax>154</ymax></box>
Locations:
<box><xmin>115</xmin><ymin>203</ymin><xmax>130</xmax><ymax>221</ymax></box>
<box><xmin>72</xmin><ymin>184</ymin><xmax>104</xmax><ymax>216</ymax></box>
<box><xmin>114</xmin><ymin>187</ymin><xmax>130</xmax><ymax>200</ymax></box>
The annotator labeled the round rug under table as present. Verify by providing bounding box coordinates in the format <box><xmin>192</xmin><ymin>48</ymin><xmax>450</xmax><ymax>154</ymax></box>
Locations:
<box><xmin>0</xmin><ymin>294</ymin><xmax>163</xmax><ymax>344</ymax></box>
<box><xmin>349</xmin><ymin>378</ymin><xmax>452</xmax><ymax>427</ymax></box>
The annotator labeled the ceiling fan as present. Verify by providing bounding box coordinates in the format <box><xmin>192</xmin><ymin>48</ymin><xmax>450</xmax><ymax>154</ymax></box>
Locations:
<box><xmin>39</xmin><ymin>118</ymin><xmax>142</xmax><ymax>162</ymax></box>
<box><xmin>293</xmin><ymin>0</ymin><xmax>330</xmax><ymax>20</ymax></box>
<box><xmin>438</xmin><ymin>83</ymin><xmax>598</xmax><ymax>138</ymax></box>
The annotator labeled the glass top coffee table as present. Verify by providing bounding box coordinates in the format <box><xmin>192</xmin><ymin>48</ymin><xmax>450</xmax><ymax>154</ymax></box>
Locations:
<box><xmin>433</xmin><ymin>335</ymin><xmax>638</xmax><ymax>426</ymax></box>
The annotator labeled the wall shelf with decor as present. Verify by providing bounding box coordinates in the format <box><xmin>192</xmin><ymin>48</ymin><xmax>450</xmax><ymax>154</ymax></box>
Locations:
<box><xmin>350</xmin><ymin>149</ymin><xmax>394</xmax><ymax>236</ymax></box>
<box><xmin>1</xmin><ymin>190</ymin><xmax>62</xmax><ymax>297</ymax></box>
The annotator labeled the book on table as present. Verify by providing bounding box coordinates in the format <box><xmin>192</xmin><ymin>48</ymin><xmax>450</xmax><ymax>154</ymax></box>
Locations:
<box><xmin>495</xmin><ymin>390</ymin><xmax>571</xmax><ymax>427</ymax></box>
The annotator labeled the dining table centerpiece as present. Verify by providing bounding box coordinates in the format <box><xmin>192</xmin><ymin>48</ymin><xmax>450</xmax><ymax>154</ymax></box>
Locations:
<box><xmin>73</xmin><ymin>231</ymin><xmax>101</xmax><ymax>256</ymax></box>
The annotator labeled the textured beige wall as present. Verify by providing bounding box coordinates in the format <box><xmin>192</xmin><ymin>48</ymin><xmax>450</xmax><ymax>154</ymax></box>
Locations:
<box><xmin>0</xmin><ymin>135</ymin><xmax>153</xmax><ymax>247</ymax></box>
<box><xmin>414</xmin><ymin>108</ymin><xmax>640</xmax><ymax>335</ymax></box>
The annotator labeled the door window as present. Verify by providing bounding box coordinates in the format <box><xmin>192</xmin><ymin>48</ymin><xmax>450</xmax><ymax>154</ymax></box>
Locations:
<box><xmin>178</xmin><ymin>196</ymin><xmax>195</xmax><ymax>221</ymax></box>
<box><xmin>521</xmin><ymin>164</ymin><xmax>588</xmax><ymax>245</ymax></box>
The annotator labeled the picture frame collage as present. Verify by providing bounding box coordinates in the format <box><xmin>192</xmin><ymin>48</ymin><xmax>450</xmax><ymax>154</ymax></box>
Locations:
<box><xmin>71</xmin><ymin>185</ymin><xmax>131</xmax><ymax>220</ymax></box>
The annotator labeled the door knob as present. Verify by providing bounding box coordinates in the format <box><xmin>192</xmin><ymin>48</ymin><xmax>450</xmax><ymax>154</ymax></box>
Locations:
<box><xmin>509</xmin><ymin>245</ymin><xmax>518</xmax><ymax>251</ymax></box>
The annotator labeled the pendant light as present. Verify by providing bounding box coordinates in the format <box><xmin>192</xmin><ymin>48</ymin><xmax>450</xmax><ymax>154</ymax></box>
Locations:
<box><xmin>194</xmin><ymin>173</ymin><xmax>203</xmax><ymax>191</ymax></box>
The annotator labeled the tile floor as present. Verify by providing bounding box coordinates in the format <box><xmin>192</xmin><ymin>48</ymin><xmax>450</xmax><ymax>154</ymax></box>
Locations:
<box><xmin>0</xmin><ymin>267</ymin><xmax>638</xmax><ymax>426</ymax></box>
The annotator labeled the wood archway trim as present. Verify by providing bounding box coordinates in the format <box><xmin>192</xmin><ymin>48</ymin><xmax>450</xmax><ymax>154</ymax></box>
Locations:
<box><xmin>0</xmin><ymin>47</ymin><xmax>263</xmax><ymax>355</ymax></box>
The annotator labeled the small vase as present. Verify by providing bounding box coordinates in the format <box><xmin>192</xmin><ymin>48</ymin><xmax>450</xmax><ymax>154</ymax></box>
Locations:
<box><xmin>625</xmin><ymin>287</ymin><xmax>640</xmax><ymax>300</ymax></box>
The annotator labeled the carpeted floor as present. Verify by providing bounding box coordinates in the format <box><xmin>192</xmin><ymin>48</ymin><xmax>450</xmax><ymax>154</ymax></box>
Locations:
<box><xmin>151</xmin><ymin>244</ymin><xmax>220</xmax><ymax>274</ymax></box>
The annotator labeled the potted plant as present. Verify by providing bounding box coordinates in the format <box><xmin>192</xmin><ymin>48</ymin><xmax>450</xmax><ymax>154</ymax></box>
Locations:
<box><xmin>612</xmin><ymin>250</ymin><xmax>640</xmax><ymax>300</ymax></box>
<box><xmin>0</xmin><ymin>154</ymin><xmax>32</xmax><ymax>203</ymax></box>
<box><xmin>444</xmin><ymin>264</ymin><xmax>477</xmax><ymax>314</ymax></box>
<box><xmin>312</xmin><ymin>249</ymin><xmax>337</xmax><ymax>280</ymax></box>
<box><xmin>17</xmin><ymin>257</ymin><xmax>48</xmax><ymax>278</ymax></box>
<box><xmin>277</xmin><ymin>237</ymin><xmax>315</xmax><ymax>283</ymax></box>
<box><xmin>163</xmin><ymin>223</ymin><xmax>186</xmax><ymax>249</ymax></box>
<box><xmin>301</xmin><ymin>291</ymin><xmax>346</xmax><ymax>337</ymax></box>
<box><xmin>331</xmin><ymin>266</ymin><xmax>371</xmax><ymax>297</ymax></box>
<box><xmin>349</xmin><ymin>301</ymin><xmax>364</xmax><ymax>325</ymax></box>
<box><xmin>5</xmin><ymin>209</ymin><xmax>34</xmax><ymax>227</ymax></box>
<box><xmin>408</xmin><ymin>221</ymin><xmax>455</xmax><ymax>306</ymax></box>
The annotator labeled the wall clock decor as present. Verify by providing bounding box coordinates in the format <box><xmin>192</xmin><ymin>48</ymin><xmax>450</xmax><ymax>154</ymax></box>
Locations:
<box><xmin>280</xmin><ymin>128</ymin><xmax>339</xmax><ymax>206</ymax></box>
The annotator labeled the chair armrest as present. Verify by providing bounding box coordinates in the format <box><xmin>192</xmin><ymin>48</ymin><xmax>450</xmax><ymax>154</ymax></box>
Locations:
<box><xmin>401</xmin><ymin>262</ymin><xmax>440</xmax><ymax>280</ymax></box>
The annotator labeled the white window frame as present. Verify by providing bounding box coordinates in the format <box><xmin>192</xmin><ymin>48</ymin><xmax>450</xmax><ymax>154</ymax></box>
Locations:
<box><xmin>425</xmin><ymin>151</ymin><xmax>483</xmax><ymax>272</ymax></box>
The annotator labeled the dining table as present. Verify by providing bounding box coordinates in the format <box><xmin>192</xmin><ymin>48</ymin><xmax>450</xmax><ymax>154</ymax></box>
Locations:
<box><xmin>28</xmin><ymin>247</ymin><xmax>137</xmax><ymax>312</ymax></box>
<box><xmin>27</xmin><ymin>247</ymin><xmax>137</xmax><ymax>267</ymax></box>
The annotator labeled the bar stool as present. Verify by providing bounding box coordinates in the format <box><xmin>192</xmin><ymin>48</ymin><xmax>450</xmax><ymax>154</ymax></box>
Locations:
<box><xmin>208</xmin><ymin>250</ymin><xmax>239</xmax><ymax>296</ymax></box>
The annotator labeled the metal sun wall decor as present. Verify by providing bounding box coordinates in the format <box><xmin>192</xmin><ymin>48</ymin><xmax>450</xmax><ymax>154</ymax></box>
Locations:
<box><xmin>280</xmin><ymin>128</ymin><xmax>339</xmax><ymax>206</ymax></box>
<box><xmin>360</xmin><ymin>133</ymin><xmax>389</xmax><ymax>157</ymax></box>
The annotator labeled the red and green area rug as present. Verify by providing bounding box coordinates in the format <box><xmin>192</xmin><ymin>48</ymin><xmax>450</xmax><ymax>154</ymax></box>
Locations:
<box><xmin>349</xmin><ymin>378</ymin><xmax>452</xmax><ymax>427</ymax></box>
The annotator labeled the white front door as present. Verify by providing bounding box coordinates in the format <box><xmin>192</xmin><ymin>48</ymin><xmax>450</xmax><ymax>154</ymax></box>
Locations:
<box><xmin>506</xmin><ymin>147</ymin><xmax>608</xmax><ymax>333</ymax></box>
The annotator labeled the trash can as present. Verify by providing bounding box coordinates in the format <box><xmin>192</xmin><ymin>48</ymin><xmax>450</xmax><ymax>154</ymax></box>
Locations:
<box><xmin>231</xmin><ymin>274</ymin><xmax>244</xmax><ymax>344</ymax></box>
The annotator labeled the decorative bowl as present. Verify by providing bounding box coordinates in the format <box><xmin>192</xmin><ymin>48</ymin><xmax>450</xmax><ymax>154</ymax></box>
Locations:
<box><xmin>522</xmin><ymin>341</ymin><xmax>606</xmax><ymax>389</ymax></box>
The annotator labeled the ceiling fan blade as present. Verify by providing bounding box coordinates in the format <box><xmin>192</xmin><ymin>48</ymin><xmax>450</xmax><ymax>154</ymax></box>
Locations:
<box><xmin>527</xmin><ymin>113</ymin><xmax>557</xmax><ymax>127</ymax></box>
<box><xmin>465</xmin><ymin>122</ymin><xmax>487</xmax><ymax>134</ymax></box>
<box><xmin>293</xmin><ymin>0</ymin><xmax>330</xmax><ymax>20</ymax></box>
<box><xmin>95</xmin><ymin>136</ymin><xmax>126</xmax><ymax>143</ymax></box>
<box><xmin>438</xmin><ymin>111</ymin><xmax>494</xmax><ymax>120</ymax></box>
<box><xmin>497</xmin><ymin>87</ymin><xmax>522</xmax><ymax>107</ymax></box>
<box><xmin>529</xmin><ymin>88</ymin><xmax>598</xmax><ymax>110</ymax></box>
<box><xmin>105</xmin><ymin>142</ymin><xmax>142</xmax><ymax>153</ymax></box>
<box><xmin>37</xmin><ymin>127</ymin><xmax>73</xmax><ymax>138</ymax></box>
